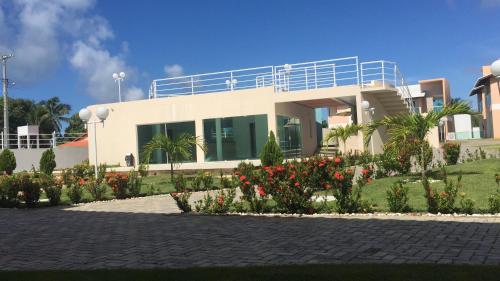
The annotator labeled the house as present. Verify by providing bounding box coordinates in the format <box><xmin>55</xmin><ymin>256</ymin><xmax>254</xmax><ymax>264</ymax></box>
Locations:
<box><xmin>469</xmin><ymin>65</ymin><xmax>500</xmax><ymax>139</ymax></box>
<box><xmin>86</xmin><ymin>56</ymin><xmax>415</xmax><ymax>170</ymax></box>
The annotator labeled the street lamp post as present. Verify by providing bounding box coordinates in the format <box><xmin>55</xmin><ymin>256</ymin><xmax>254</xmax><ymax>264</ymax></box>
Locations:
<box><xmin>79</xmin><ymin>107</ymin><xmax>110</xmax><ymax>177</ymax></box>
<box><xmin>112</xmin><ymin>72</ymin><xmax>126</xmax><ymax>102</ymax></box>
<box><xmin>362</xmin><ymin>100</ymin><xmax>375</xmax><ymax>156</ymax></box>
<box><xmin>2</xmin><ymin>54</ymin><xmax>14</xmax><ymax>148</ymax></box>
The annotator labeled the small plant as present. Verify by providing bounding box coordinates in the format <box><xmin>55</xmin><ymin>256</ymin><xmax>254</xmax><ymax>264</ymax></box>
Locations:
<box><xmin>16</xmin><ymin>173</ymin><xmax>41</xmax><ymax>208</ymax></box>
<box><xmin>39</xmin><ymin>149</ymin><xmax>56</xmax><ymax>175</ymax></box>
<box><xmin>194</xmin><ymin>188</ymin><xmax>236</xmax><ymax>214</ymax></box>
<box><xmin>138</xmin><ymin>163</ymin><xmax>149</xmax><ymax>177</ymax></box>
<box><xmin>495</xmin><ymin>173</ymin><xmax>500</xmax><ymax>188</ymax></box>
<box><xmin>86</xmin><ymin>180</ymin><xmax>108</xmax><ymax>201</ymax></box>
<box><xmin>202</xmin><ymin>172</ymin><xmax>214</xmax><ymax>189</ymax></box>
<box><xmin>259</xmin><ymin>130</ymin><xmax>284</xmax><ymax>166</ymax></box>
<box><xmin>174</xmin><ymin>173</ymin><xmax>188</xmax><ymax>192</ymax></box>
<box><xmin>488</xmin><ymin>193</ymin><xmax>500</xmax><ymax>214</ymax></box>
<box><xmin>96</xmin><ymin>163</ymin><xmax>107</xmax><ymax>184</ymax></box>
<box><xmin>0</xmin><ymin>149</ymin><xmax>16</xmax><ymax>175</ymax></box>
<box><xmin>191</xmin><ymin>171</ymin><xmax>204</xmax><ymax>191</ymax></box>
<box><xmin>171</xmin><ymin>192</ymin><xmax>191</xmax><ymax>212</ymax></box>
<box><xmin>386</xmin><ymin>181</ymin><xmax>410</xmax><ymax>212</ymax></box>
<box><xmin>443</xmin><ymin>142</ymin><xmax>461</xmax><ymax>165</ymax></box>
<box><xmin>0</xmin><ymin>175</ymin><xmax>18</xmax><ymax>207</ymax></box>
<box><xmin>127</xmin><ymin>170</ymin><xmax>142</xmax><ymax>197</ymax></box>
<box><xmin>39</xmin><ymin>174</ymin><xmax>62</xmax><ymax>206</ymax></box>
<box><xmin>220</xmin><ymin>176</ymin><xmax>234</xmax><ymax>189</ymax></box>
<box><xmin>459</xmin><ymin>192</ymin><xmax>474</xmax><ymax>215</ymax></box>
<box><xmin>68</xmin><ymin>182</ymin><xmax>84</xmax><ymax>204</ymax></box>
<box><xmin>106</xmin><ymin>172</ymin><xmax>129</xmax><ymax>199</ymax></box>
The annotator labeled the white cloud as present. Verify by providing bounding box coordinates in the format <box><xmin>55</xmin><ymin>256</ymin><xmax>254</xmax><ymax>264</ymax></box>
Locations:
<box><xmin>164</xmin><ymin>64</ymin><xmax>184</xmax><ymax>77</ymax></box>
<box><xmin>0</xmin><ymin>0</ymin><xmax>144</xmax><ymax>102</ymax></box>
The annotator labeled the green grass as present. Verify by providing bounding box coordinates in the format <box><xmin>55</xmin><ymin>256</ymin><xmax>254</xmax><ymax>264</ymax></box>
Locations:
<box><xmin>336</xmin><ymin>158</ymin><xmax>500</xmax><ymax>212</ymax></box>
<box><xmin>1</xmin><ymin>264</ymin><xmax>499</xmax><ymax>281</ymax></box>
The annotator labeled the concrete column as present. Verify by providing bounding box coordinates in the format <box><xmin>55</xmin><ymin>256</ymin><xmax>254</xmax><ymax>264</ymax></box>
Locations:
<box><xmin>215</xmin><ymin>118</ymin><xmax>223</xmax><ymax>161</ymax></box>
<box><xmin>195</xmin><ymin>119</ymin><xmax>204</xmax><ymax>163</ymax></box>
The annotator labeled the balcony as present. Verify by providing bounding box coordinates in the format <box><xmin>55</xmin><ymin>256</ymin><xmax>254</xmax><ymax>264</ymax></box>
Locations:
<box><xmin>148</xmin><ymin>56</ymin><xmax>414</xmax><ymax>112</ymax></box>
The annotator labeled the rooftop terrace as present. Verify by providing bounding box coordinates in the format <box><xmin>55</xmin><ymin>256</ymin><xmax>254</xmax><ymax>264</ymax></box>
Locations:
<box><xmin>149</xmin><ymin>56</ymin><xmax>414</xmax><ymax>111</ymax></box>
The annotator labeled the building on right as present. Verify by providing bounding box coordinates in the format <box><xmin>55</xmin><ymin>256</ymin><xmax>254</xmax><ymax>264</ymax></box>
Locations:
<box><xmin>469</xmin><ymin>65</ymin><xmax>500</xmax><ymax>139</ymax></box>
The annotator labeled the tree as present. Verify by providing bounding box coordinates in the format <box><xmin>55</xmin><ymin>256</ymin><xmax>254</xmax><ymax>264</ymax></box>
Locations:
<box><xmin>0</xmin><ymin>149</ymin><xmax>16</xmax><ymax>175</ymax></box>
<box><xmin>40</xmin><ymin>148</ymin><xmax>56</xmax><ymax>175</ymax></box>
<box><xmin>259</xmin><ymin>131</ymin><xmax>284</xmax><ymax>166</ymax></box>
<box><xmin>142</xmin><ymin>133</ymin><xmax>205</xmax><ymax>181</ymax></box>
<box><xmin>326</xmin><ymin>123</ymin><xmax>363</xmax><ymax>153</ymax></box>
<box><xmin>364</xmin><ymin>102</ymin><xmax>472</xmax><ymax>207</ymax></box>
<box><xmin>65</xmin><ymin>113</ymin><xmax>86</xmax><ymax>135</ymax></box>
<box><xmin>40</xmin><ymin>97</ymin><xmax>71</xmax><ymax>134</ymax></box>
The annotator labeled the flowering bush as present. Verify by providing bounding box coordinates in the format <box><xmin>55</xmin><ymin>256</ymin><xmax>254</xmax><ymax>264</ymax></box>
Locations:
<box><xmin>386</xmin><ymin>181</ymin><xmax>410</xmax><ymax>212</ymax></box>
<box><xmin>488</xmin><ymin>193</ymin><xmax>500</xmax><ymax>214</ymax></box>
<box><xmin>424</xmin><ymin>168</ymin><xmax>461</xmax><ymax>214</ymax></box>
<box><xmin>0</xmin><ymin>175</ymin><xmax>18</xmax><ymax>207</ymax></box>
<box><xmin>235</xmin><ymin>172</ymin><xmax>269</xmax><ymax>213</ymax></box>
<box><xmin>194</xmin><ymin>188</ymin><xmax>235</xmax><ymax>214</ymax></box>
<box><xmin>171</xmin><ymin>192</ymin><xmax>191</xmax><ymax>212</ymax></box>
<box><xmin>15</xmin><ymin>173</ymin><xmax>41</xmax><ymax>208</ymax></box>
<box><xmin>443</xmin><ymin>142</ymin><xmax>461</xmax><ymax>165</ymax></box>
<box><xmin>68</xmin><ymin>182</ymin><xmax>84</xmax><ymax>204</ymax></box>
<box><xmin>86</xmin><ymin>179</ymin><xmax>108</xmax><ymax>201</ymax></box>
<box><xmin>38</xmin><ymin>174</ymin><xmax>62</xmax><ymax>206</ymax></box>
<box><xmin>106</xmin><ymin>172</ymin><xmax>129</xmax><ymax>199</ymax></box>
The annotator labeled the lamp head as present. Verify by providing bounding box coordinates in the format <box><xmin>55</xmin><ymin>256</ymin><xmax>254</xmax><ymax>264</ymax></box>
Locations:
<box><xmin>96</xmin><ymin>107</ymin><xmax>109</xmax><ymax>121</ymax></box>
<box><xmin>78</xmin><ymin>108</ymin><xmax>91</xmax><ymax>122</ymax></box>
<box><xmin>361</xmin><ymin>100</ymin><xmax>370</xmax><ymax>110</ymax></box>
<box><xmin>119</xmin><ymin>72</ymin><xmax>126</xmax><ymax>78</ymax></box>
<box><xmin>491</xmin><ymin>59</ymin><xmax>500</xmax><ymax>77</ymax></box>
<box><xmin>112</xmin><ymin>73</ymin><xmax>119</xmax><ymax>79</ymax></box>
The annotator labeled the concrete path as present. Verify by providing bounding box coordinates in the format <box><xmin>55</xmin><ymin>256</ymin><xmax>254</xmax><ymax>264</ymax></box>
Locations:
<box><xmin>1</xmin><ymin>194</ymin><xmax>500</xmax><ymax>270</ymax></box>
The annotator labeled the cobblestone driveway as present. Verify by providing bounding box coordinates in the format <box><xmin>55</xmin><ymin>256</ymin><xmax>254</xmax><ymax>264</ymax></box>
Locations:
<box><xmin>1</xmin><ymin>195</ymin><xmax>500</xmax><ymax>270</ymax></box>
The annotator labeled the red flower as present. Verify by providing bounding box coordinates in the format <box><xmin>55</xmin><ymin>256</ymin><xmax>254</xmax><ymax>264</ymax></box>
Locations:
<box><xmin>289</xmin><ymin>173</ymin><xmax>296</xmax><ymax>180</ymax></box>
<box><xmin>319</xmin><ymin>161</ymin><xmax>326</xmax><ymax>167</ymax></box>
<box><xmin>245</xmin><ymin>181</ymin><xmax>251</xmax><ymax>186</ymax></box>
<box><xmin>257</xmin><ymin>186</ymin><xmax>266</xmax><ymax>197</ymax></box>
<box><xmin>294</xmin><ymin>182</ymin><xmax>300</xmax><ymax>187</ymax></box>
<box><xmin>79</xmin><ymin>178</ymin><xmax>86</xmax><ymax>186</ymax></box>
<box><xmin>334</xmin><ymin>172</ymin><xmax>344</xmax><ymax>181</ymax></box>
<box><xmin>171</xmin><ymin>192</ymin><xmax>178</xmax><ymax>198</ymax></box>
<box><xmin>217</xmin><ymin>195</ymin><xmax>224</xmax><ymax>206</ymax></box>
<box><xmin>239</xmin><ymin>175</ymin><xmax>247</xmax><ymax>182</ymax></box>
<box><xmin>276</xmin><ymin>165</ymin><xmax>285</xmax><ymax>172</ymax></box>
<box><xmin>346</xmin><ymin>169</ymin><xmax>353</xmax><ymax>174</ymax></box>
<box><xmin>334</xmin><ymin>157</ymin><xmax>342</xmax><ymax>164</ymax></box>
<box><xmin>361</xmin><ymin>169</ymin><xmax>370</xmax><ymax>175</ymax></box>
<box><xmin>324</xmin><ymin>183</ymin><xmax>332</xmax><ymax>190</ymax></box>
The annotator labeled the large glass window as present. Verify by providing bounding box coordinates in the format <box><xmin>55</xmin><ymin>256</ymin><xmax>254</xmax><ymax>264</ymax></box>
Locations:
<box><xmin>137</xmin><ymin>121</ymin><xmax>197</xmax><ymax>164</ymax></box>
<box><xmin>203</xmin><ymin>115</ymin><xmax>268</xmax><ymax>161</ymax></box>
<box><xmin>433</xmin><ymin>98</ymin><xmax>444</xmax><ymax>112</ymax></box>
<box><xmin>277</xmin><ymin>115</ymin><xmax>302</xmax><ymax>158</ymax></box>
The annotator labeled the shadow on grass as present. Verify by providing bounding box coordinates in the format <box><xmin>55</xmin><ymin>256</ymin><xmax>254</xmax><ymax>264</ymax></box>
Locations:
<box><xmin>1</xmin><ymin>264</ymin><xmax>499</xmax><ymax>281</ymax></box>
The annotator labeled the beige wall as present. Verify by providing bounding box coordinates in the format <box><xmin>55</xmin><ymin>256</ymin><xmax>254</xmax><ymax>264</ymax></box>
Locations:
<box><xmin>87</xmin><ymin>82</ymin><xmax>413</xmax><ymax>170</ymax></box>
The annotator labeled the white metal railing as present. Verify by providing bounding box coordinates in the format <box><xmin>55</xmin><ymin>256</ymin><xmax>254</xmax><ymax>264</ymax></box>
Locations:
<box><xmin>0</xmin><ymin>132</ymin><xmax>87</xmax><ymax>150</ymax></box>
<box><xmin>360</xmin><ymin>61</ymin><xmax>414</xmax><ymax>112</ymax></box>
<box><xmin>149</xmin><ymin>56</ymin><xmax>413</xmax><ymax>112</ymax></box>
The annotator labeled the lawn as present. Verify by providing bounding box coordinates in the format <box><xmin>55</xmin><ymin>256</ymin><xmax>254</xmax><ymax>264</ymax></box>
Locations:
<box><xmin>356</xmin><ymin>158</ymin><xmax>499</xmax><ymax>212</ymax></box>
<box><xmin>1</xmin><ymin>264</ymin><xmax>499</xmax><ymax>281</ymax></box>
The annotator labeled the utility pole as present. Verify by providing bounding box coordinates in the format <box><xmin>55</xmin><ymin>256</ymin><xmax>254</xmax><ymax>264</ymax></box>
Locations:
<box><xmin>2</xmin><ymin>54</ymin><xmax>14</xmax><ymax>149</ymax></box>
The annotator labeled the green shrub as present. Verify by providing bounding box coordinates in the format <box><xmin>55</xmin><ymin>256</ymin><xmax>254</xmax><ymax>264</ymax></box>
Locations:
<box><xmin>194</xmin><ymin>189</ymin><xmax>235</xmax><ymax>214</ymax></box>
<box><xmin>259</xmin><ymin>131</ymin><xmax>283</xmax><ymax>166</ymax></box>
<box><xmin>424</xmin><ymin>168</ymin><xmax>461</xmax><ymax>214</ymax></box>
<box><xmin>97</xmin><ymin>163</ymin><xmax>107</xmax><ymax>184</ymax></box>
<box><xmin>174</xmin><ymin>173</ymin><xmax>187</xmax><ymax>192</ymax></box>
<box><xmin>171</xmin><ymin>192</ymin><xmax>191</xmax><ymax>212</ymax></box>
<box><xmin>459</xmin><ymin>192</ymin><xmax>474</xmax><ymax>215</ymax></box>
<box><xmin>72</xmin><ymin>160</ymin><xmax>94</xmax><ymax>180</ymax></box>
<box><xmin>68</xmin><ymin>183</ymin><xmax>84</xmax><ymax>204</ymax></box>
<box><xmin>86</xmin><ymin>180</ymin><xmax>108</xmax><ymax>201</ymax></box>
<box><xmin>39</xmin><ymin>149</ymin><xmax>56</xmax><ymax>175</ymax></box>
<box><xmin>386</xmin><ymin>181</ymin><xmax>410</xmax><ymax>212</ymax></box>
<box><xmin>38</xmin><ymin>174</ymin><xmax>61</xmax><ymax>206</ymax></box>
<box><xmin>488</xmin><ymin>192</ymin><xmax>500</xmax><ymax>214</ymax></box>
<box><xmin>128</xmin><ymin>170</ymin><xmax>142</xmax><ymax>197</ymax></box>
<box><xmin>16</xmin><ymin>173</ymin><xmax>41</xmax><ymax>208</ymax></box>
<box><xmin>220</xmin><ymin>176</ymin><xmax>235</xmax><ymax>189</ymax></box>
<box><xmin>138</xmin><ymin>163</ymin><xmax>149</xmax><ymax>177</ymax></box>
<box><xmin>106</xmin><ymin>172</ymin><xmax>129</xmax><ymax>199</ymax></box>
<box><xmin>443</xmin><ymin>142</ymin><xmax>461</xmax><ymax>165</ymax></box>
<box><xmin>191</xmin><ymin>172</ymin><xmax>203</xmax><ymax>191</ymax></box>
<box><xmin>202</xmin><ymin>172</ymin><xmax>214</xmax><ymax>189</ymax></box>
<box><xmin>0</xmin><ymin>175</ymin><xmax>18</xmax><ymax>207</ymax></box>
<box><xmin>0</xmin><ymin>149</ymin><xmax>16</xmax><ymax>175</ymax></box>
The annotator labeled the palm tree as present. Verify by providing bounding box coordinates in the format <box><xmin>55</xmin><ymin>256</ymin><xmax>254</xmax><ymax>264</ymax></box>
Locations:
<box><xmin>364</xmin><ymin>102</ymin><xmax>472</xmax><ymax>179</ymax></box>
<box><xmin>326</xmin><ymin>123</ymin><xmax>363</xmax><ymax>153</ymax></box>
<box><xmin>40</xmin><ymin>97</ymin><xmax>71</xmax><ymax>134</ymax></box>
<box><xmin>142</xmin><ymin>133</ymin><xmax>205</xmax><ymax>181</ymax></box>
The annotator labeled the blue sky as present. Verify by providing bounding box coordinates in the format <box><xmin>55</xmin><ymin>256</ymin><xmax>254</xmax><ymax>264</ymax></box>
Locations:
<box><xmin>1</xmin><ymin>0</ymin><xmax>500</xmax><ymax>113</ymax></box>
